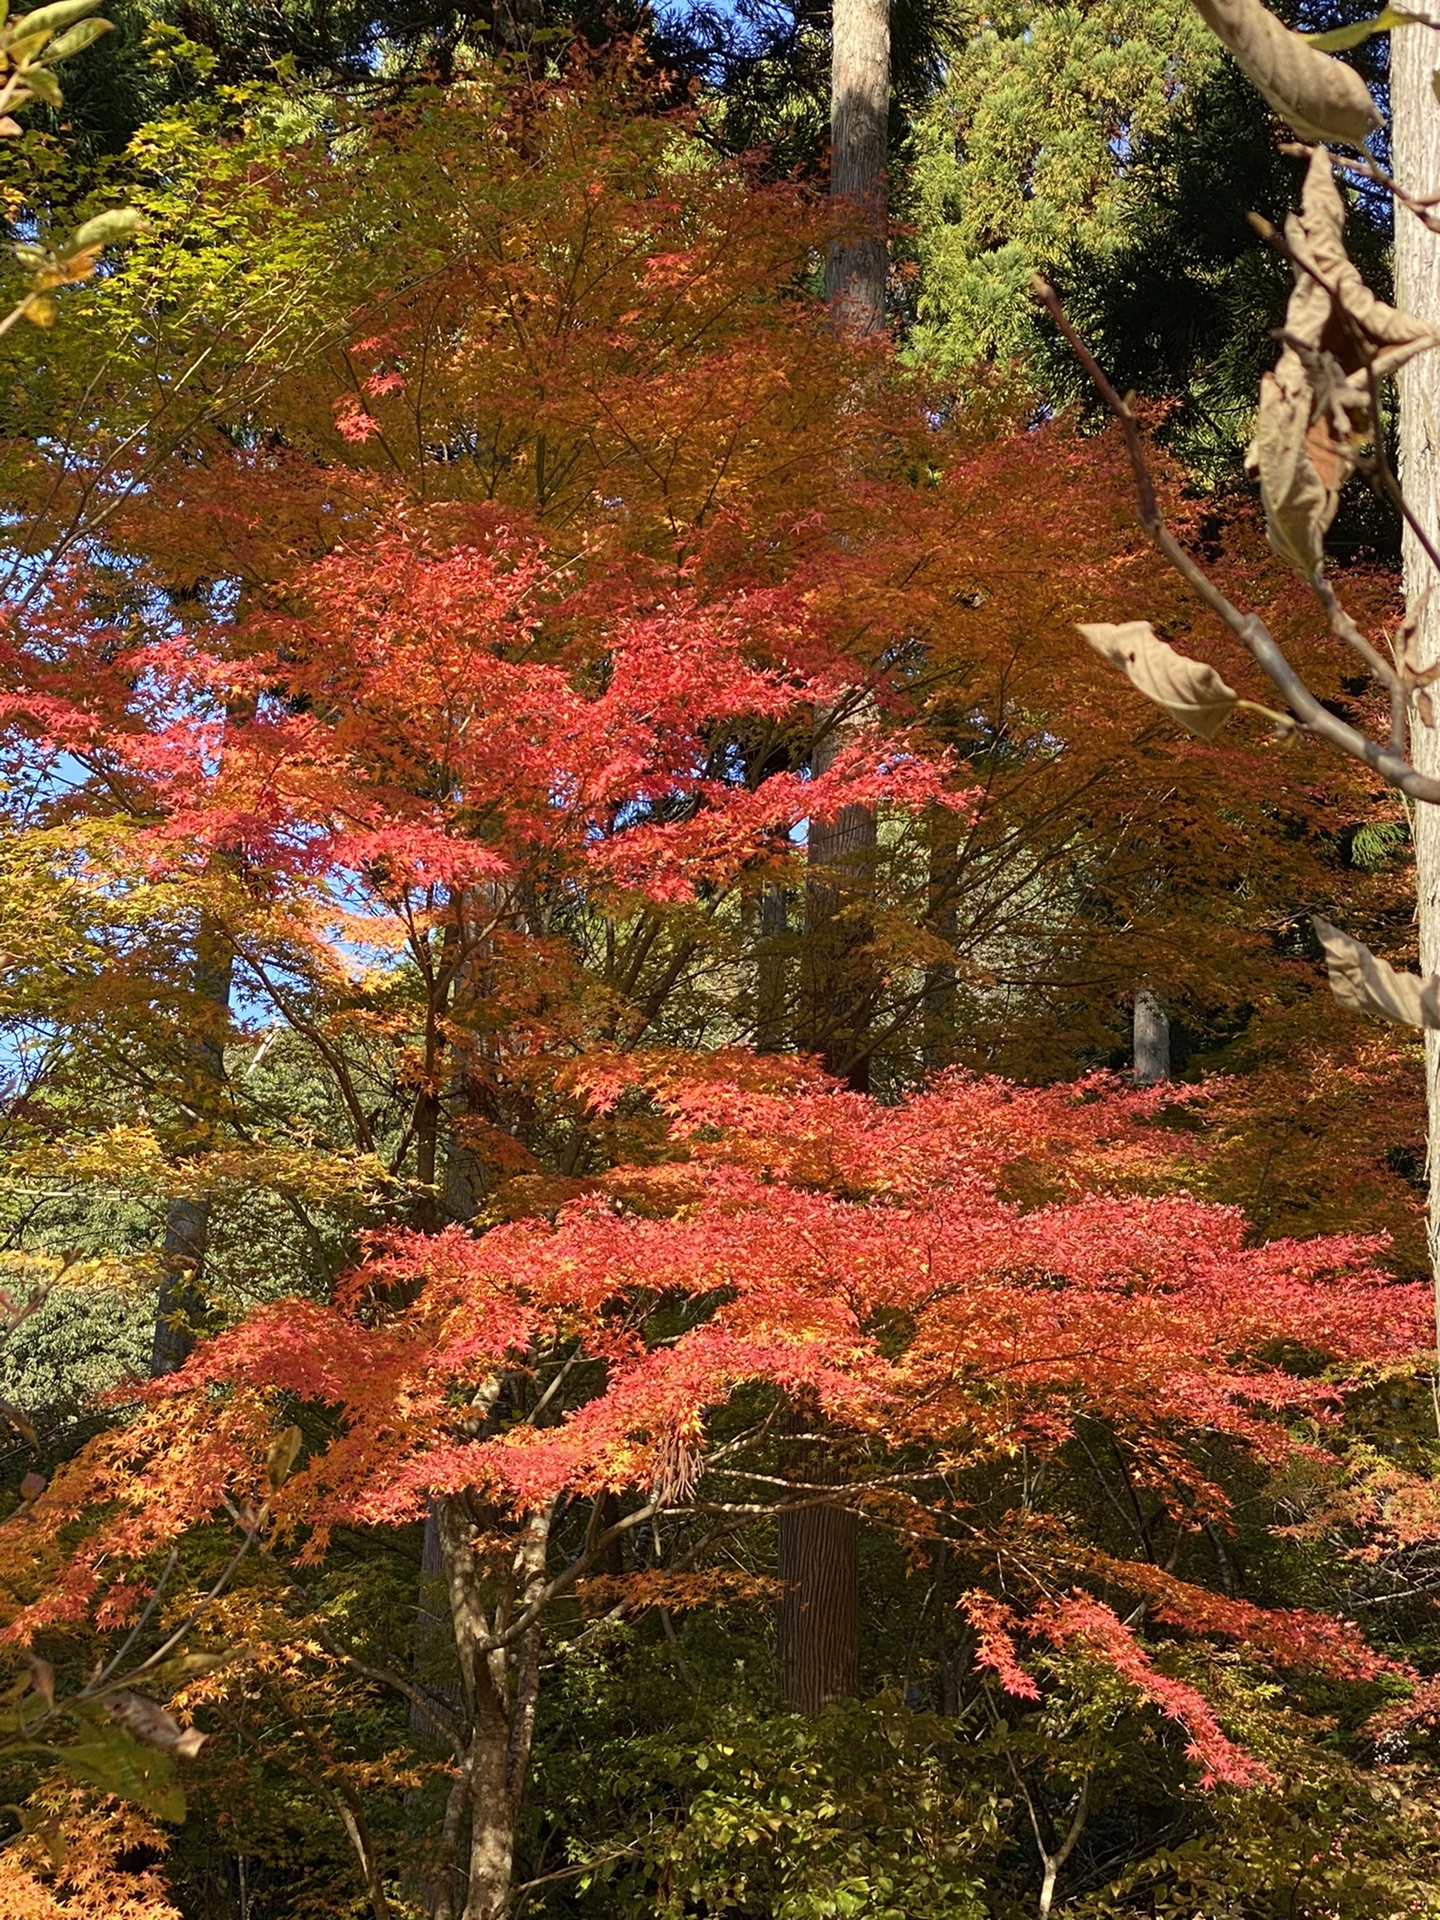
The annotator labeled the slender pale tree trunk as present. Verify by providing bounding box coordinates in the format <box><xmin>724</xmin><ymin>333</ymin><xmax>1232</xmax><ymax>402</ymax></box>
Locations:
<box><xmin>779</xmin><ymin>0</ymin><xmax>892</xmax><ymax>1716</ymax></box>
<box><xmin>1132</xmin><ymin>987</ymin><xmax>1170</xmax><ymax>1086</ymax></box>
<box><xmin>432</xmin><ymin>1495</ymin><xmax>551</xmax><ymax>1920</ymax></box>
<box><xmin>1393</xmin><ymin>33</ymin><xmax>1440</xmax><ymax>1327</ymax></box>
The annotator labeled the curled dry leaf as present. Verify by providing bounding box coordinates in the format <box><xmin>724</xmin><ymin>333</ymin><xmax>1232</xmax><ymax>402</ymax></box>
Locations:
<box><xmin>1285</xmin><ymin>148</ymin><xmax>1433</xmax><ymax>370</ymax></box>
<box><xmin>1248</xmin><ymin>365</ymin><xmax>1332</xmax><ymax>573</ymax></box>
<box><xmin>1078</xmin><ymin>622</ymin><xmax>1238</xmax><ymax>740</ymax></box>
<box><xmin>1247</xmin><ymin>150</ymin><xmax>1436</xmax><ymax>573</ymax></box>
<box><xmin>106</xmin><ymin>1689</ymin><xmax>208</xmax><ymax>1760</ymax></box>
<box><xmin>1191</xmin><ymin>0</ymin><xmax>1382</xmax><ymax>144</ymax></box>
<box><xmin>1312</xmin><ymin>915</ymin><xmax>1440</xmax><ymax>1027</ymax></box>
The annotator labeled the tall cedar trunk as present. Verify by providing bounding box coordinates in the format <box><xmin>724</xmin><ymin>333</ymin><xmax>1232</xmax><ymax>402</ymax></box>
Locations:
<box><xmin>150</xmin><ymin>912</ymin><xmax>233</xmax><ymax>1376</ymax></box>
<box><xmin>1132</xmin><ymin>988</ymin><xmax>1170</xmax><ymax>1086</ymax></box>
<box><xmin>779</xmin><ymin>0</ymin><xmax>891</xmax><ymax>1715</ymax></box>
<box><xmin>777</xmin><ymin>1441</ymin><xmax>862</xmax><ymax>1711</ymax></box>
<box><xmin>825</xmin><ymin>0</ymin><xmax>890</xmax><ymax>332</ymax></box>
<box><xmin>1393</xmin><ymin>33</ymin><xmax>1440</xmax><ymax>1343</ymax></box>
<box><xmin>803</xmin><ymin>0</ymin><xmax>891</xmax><ymax>1089</ymax></box>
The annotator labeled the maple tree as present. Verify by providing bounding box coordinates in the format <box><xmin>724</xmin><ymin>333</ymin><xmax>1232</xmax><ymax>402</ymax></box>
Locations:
<box><xmin>1</xmin><ymin>1059</ymin><xmax>1432</xmax><ymax>1916</ymax></box>
<box><xmin>0</xmin><ymin>34</ymin><xmax>1432</xmax><ymax>1920</ymax></box>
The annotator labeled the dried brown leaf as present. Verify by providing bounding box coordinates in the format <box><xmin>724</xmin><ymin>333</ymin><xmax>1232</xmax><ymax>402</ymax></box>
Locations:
<box><xmin>1192</xmin><ymin>0</ymin><xmax>1382</xmax><ymax>144</ymax></box>
<box><xmin>106</xmin><ymin>1689</ymin><xmax>208</xmax><ymax>1758</ymax></box>
<box><xmin>1247</xmin><ymin>364</ymin><xmax>1332</xmax><ymax>573</ymax></box>
<box><xmin>1247</xmin><ymin>151</ymin><xmax>1435</xmax><ymax>572</ymax></box>
<box><xmin>1286</xmin><ymin>148</ymin><xmax>1433</xmax><ymax>365</ymax></box>
<box><xmin>1078</xmin><ymin>622</ymin><xmax>1239</xmax><ymax>740</ymax></box>
<box><xmin>1312</xmin><ymin>916</ymin><xmax>1440</xmax><ymax>1027</ymax></box>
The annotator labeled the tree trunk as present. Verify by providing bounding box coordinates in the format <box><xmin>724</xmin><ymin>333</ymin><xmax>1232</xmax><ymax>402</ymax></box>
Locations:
<box><xmin>150</xmin><ymin>913</ymin><xmax>233</xmax><ymax>1376</ymax></box>
<box><xmin>1393</xmin><ymin>29</ymin><xmax>1440</xmax><ymax>1338</ymax></box>
<box><xmin>1132</xmin><ymin>987</ymin><xmax>1170</xmax><ymax>1086</ymax></box>
<box><xmin>803</xmin><ymin>0</ymin><xmax>890</xmax><ymax>1088</ymax></box>
<box><xmin>788</xmin><ymin>728</ymin><xmax>868</xmax><ymax>1700</ymax></box>
<box><xmin>776</xmin><ymin>0</ymin><xmax>891</xmax><ymax>1715</ymax></box>
<box><xmin>410</xmin><ymin>883</ymin><xmax>549</xmax><ymax>1920</ymax></box>
<box><xmin>826</xmin><ymin>0</ymin><xmax>890</xmax><ymax>334</ymax></box>
<box><xmin>923</xmin><ymin>803</ymin><xmax>960</xmax><ymax>1073</ymax></box>
<box><xmin>431</xmin><ymin>1494</ymin><xmax>551</xmax><ymax>1920</ymax></box>
<box><xmin>777</xmin><ymin>1452</ymin><xmax>861</xmax><ymax>1711</ymax></box>
<box><xmin>755</xmin><ymin>885</ymin><xmax>790</xmax><ymax>1054</ymax></box>
<box><xmin>804</xmin><ymin>717</ymin><xmax>880</xmax><ymax>1093</ymax></box>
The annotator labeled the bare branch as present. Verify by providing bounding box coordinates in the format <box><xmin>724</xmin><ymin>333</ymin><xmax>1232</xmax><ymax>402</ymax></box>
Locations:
<box><xmin>1030</xmin><ymin>275</ymin><xmax>1440</xmax><ymax>803</ymax></box>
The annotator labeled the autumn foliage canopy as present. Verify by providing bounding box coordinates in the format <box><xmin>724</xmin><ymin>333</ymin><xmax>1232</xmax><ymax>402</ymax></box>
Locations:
<box><xmin>0</xmin><ymin>36</ymin><xmax>1432</xmax><ymax>1920</ymax></box>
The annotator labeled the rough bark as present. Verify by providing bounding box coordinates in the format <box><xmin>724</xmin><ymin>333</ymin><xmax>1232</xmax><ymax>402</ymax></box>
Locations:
<box><xmin>789</xmin><ymin>733</ymin><xmax>868</xmax><ymax>1695</ymax></box>
<box><xmin>804</xmin><ymin>0</ymin><xmax>890</xmax><ymax>1086</ymax></box>
<box><xmin>1132</xmin><ymin>987</ymin><xmax>1170</xmax><ymax>1086</ymax></box>
<box><xmin>777</xmin><ymin>1450</ymin><xmax>862</xmax><ymax>1711</ymax></box>
<box><xmin>1393</xmin><ymin>30</ymin><xmax>1440</xmax><ymax>1332</ymax></box>
<box><xmin>826</xmin><ymin>0</ymin><xmax>890</xmax><ymax>333</ymax></box>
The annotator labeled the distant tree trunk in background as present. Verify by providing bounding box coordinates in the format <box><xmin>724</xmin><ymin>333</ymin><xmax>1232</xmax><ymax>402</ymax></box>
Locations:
<box><xmin>804</xmin><ymin>720</ymin><xmax>880</xmax><ymax>1093</ymax></box>
<box><xmin>150</xmin><ymin>914</ymin><xmax>233</xmax><ymax>1377</ymax></box>
<box><xmin>1132</xmin><ymin>987</ymin><xmax>1170</xmax><ymax>1086</ymax></box>
<box><xmin>1393</xmin><ymin>30</ymin><xmax>1440</xmax><ymax>1336</ymax></box>
<box><xmin>923</xmin><ymin>803</ymin><xmax>961</xmax><ymax>1072</ymax></box>
<box><xmin>756</xmin><ymin>885</ymin><xmax>790</xmax><ymax>1053</ymax></box>
<box><xmin>780</xmin><ymin>4</ymin><xmax>890</xmax><ymax>1707</ymax></box>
